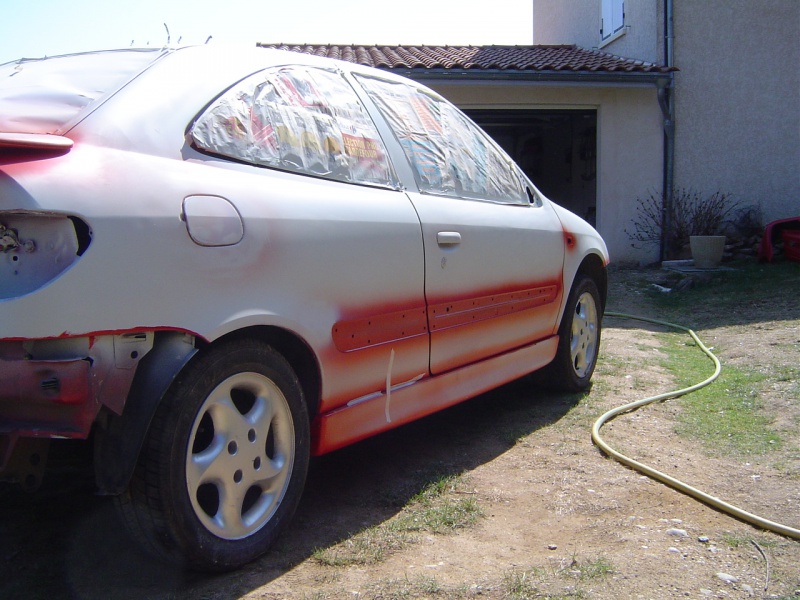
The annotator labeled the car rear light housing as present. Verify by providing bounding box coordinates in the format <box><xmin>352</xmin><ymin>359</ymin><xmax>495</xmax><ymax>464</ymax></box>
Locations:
<box><xmin>0</xmin><ymin>212</ymin><xmax>91</xmax><ymax>299</ymax></box>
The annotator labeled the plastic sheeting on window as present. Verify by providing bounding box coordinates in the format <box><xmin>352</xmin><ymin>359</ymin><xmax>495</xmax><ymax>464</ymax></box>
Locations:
<box><xmin>354</xmin><ymin>75</ymin><xmax>527</xmax><ymax>204</ymax></box>
<box><xmin>191</xmin><ymin>66</ymin><xmax>398</xmax><ymax>188</ymax></box>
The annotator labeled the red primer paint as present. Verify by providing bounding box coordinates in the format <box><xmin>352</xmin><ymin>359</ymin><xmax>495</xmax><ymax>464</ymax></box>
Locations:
<box><xmin>0</xmin><ymin>326</ymin><xmax>202</xmax><ymax>344</ymax></box>
<box><xmin>429</xmin><ymin>301</ymin><xmax>562</xmax><ymax>374</ymax></box>
<box><xmin>332</xmin><ymin>306</ymin><xmax>428</xmax><ymax>352</ymax></box>
<box><xmin>329</xmin><ymin>279</ymin><xmax>561</xmax><ymax>353</ymax></box>
<box><xmin>428</xmin><ymin>284</ymin><xmax>558</xmax><ymax>331</ymax></box>
<box><xmin>312</xmin><ymin>335</ymin><xmax>559</xmax><ymax>455</ymax></box>
<box><xmin>423</xmin><ymin>275</ymin><xmax>562</xmax><ymax>306</ymax></box>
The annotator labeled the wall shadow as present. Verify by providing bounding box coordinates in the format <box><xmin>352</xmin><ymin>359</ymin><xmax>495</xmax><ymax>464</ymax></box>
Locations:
<box><xmin>605</xmin><ymin>261</ymin><xmax>800</xmax><ymax>331</ymax></box>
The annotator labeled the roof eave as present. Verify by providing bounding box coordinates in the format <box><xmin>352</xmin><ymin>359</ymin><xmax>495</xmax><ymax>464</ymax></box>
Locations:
<box><xmin>384</xmin><ymin>67</ymin><xmax>673</xmax><ymax>87</ymax></box>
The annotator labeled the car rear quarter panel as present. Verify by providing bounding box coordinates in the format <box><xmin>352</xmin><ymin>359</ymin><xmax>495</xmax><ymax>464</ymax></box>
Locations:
<box><xmin>0</xmin><ymin>142</ymin><xmax>428</xmax><ymax>415</ymax></box>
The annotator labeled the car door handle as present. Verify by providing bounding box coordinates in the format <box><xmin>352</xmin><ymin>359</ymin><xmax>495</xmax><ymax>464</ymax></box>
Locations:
<box><xmin>437</xmin><ymin>232</ymin><xmax>461</xmax><ymax>246</ymax></box>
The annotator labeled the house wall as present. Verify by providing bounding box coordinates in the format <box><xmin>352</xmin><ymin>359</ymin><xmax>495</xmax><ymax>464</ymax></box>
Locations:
<box><xmin>532</xmin><ymin>0</ymin><xmax>600</xmax><ymax>50</ymax></box>
<box><xmin>533</xmin><ymin>0</ymin><xmax>660</xmax><ymax>63</ymax></box>
<box><xmin>533</xmin><ymin>0</ymin><xmax>800</xmax><ymax>243</ymax></box>
<box><xmin>670</xmin><ymin>1</ymin><xmax>800</xmax><ymax>224</ymax></box>
<box><xmin>427</xmin><ymin>81</ymin><xmax>664</xmax><ymax>263</ymax></box>
<box><xmin>601</xmin><ymin>1</ymin><xmax>660</xmax><ymax>62</ymax></box>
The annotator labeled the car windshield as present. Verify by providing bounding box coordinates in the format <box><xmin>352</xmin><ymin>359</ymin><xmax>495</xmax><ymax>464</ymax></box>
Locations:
<box><xmin>0</xmin><ymin>49</ymin><xmax>164</xmax><ymax>134</ymax></box>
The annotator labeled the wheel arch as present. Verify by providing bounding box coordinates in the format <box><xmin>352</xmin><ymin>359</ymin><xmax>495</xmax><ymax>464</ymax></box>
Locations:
<box><xmin>210</xmin><ymin>325</ymin><xmax>322</xmax><ymax>422</ymax></box>
<box><xmin>93</xmin><ymin>325</ymin><xmax>321</xmax><ymax>496</ymax></box>
<box><xmin>94</xmin><ymin>330</ymin><xmax>198</xmax><ymax>494</ymax></box>
<box><xmin>574</xmin><ymin>252</ymin><xmax>607</xmax><ymax>314</ymax></box>
<box><xmin>537</xmin><ymin>253</ymin><xmax>606</xmax><ymax>392</ymax></box>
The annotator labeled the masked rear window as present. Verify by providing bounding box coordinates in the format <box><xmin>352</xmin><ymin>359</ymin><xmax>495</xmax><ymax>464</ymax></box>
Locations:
<box><xmin>190</xmin><ymin>66</ymin><xmax>398</xmax><ymax>189</ymax></box>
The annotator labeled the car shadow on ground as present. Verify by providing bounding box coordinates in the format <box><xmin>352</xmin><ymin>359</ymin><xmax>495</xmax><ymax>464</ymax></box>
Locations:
<box><xmin>0</xmin><ymin>376</ymin><xmax>582</xmax><ymax>600</ymax></box>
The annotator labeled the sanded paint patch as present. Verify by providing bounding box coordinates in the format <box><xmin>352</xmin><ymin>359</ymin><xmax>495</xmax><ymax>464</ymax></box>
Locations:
<box><xmin>428</xmin><ymin>285</ymin><xmax>559</xmax><ymax>331</ymax></box>
<box><xmin>332</xmin><ymin>307</ymin><xmax>428</xmax><ymax>352</ymax></box>
<box><xmin>331</xmin><ymin>283</ymin><xmax>560</xmax><ymax>353</ymax></box>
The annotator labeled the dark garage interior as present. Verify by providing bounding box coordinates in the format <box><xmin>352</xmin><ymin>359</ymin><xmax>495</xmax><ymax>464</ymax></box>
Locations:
<box><xmin>465</xmin><ymin>109</ymin><xmax>597</xmax><ymax>226</ymax></box>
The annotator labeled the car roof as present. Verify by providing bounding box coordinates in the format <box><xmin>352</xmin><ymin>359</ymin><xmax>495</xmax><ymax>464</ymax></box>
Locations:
<box><xmin>0</xmin><ymin>44</ymin><xmax>424</xmax><ymax>137</ymax></box>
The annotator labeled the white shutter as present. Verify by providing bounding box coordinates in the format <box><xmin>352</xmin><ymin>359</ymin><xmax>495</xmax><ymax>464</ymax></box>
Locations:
<box><xmin>601</xmin><ymin>0</ymin><xmax>625</xmax><ymax>41</ymax></box>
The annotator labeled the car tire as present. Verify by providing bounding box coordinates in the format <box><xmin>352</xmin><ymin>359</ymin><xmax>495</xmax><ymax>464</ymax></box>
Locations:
<box><xmin>541</xmin><ymin>275</ymin><xmax>602</xmax><ymax>392</ymax></box>
<box><xmin>117</xmin><ymin>340</ymin><xmax>310</xmax><ymax>572</ymax></box>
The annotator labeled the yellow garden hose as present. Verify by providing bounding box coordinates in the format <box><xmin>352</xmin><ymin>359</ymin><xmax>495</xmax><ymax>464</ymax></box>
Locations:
<box><xmin>593</xmin><ymin>312</ymin><xmax>800</xmax><ymax>540</ymax></box>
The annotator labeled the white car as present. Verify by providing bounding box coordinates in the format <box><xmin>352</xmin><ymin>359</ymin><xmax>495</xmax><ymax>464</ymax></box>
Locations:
<box><xmin>0</xmin><ymin>45</ymin><xmax>608</xmax><ymax>570</ymax></box>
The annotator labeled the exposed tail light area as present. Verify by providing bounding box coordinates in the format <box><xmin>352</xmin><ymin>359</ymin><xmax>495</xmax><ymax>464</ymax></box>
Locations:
<box><xmin>0</xmin><ymin>212</ymin><xmax>92</xmax><ymax>299</ymax></box>
<box><xmin>1</xmin><ymin>133</ymin><xmax>89</xmax><ymax>299</ymax></box>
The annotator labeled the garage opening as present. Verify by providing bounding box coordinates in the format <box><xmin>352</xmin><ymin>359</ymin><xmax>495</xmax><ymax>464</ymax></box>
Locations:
<box><xmin>465</xmin><ymin>110</ymin><xmax>597</xmax><ymax>226</ymax></box>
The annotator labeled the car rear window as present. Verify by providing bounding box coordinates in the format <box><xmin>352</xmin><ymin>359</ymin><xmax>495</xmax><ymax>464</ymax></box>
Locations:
<box><xmin>190</xmin><ymin>65</ymin><xmax>399</xmax><ymax>189</ymax></box>
<box><xmin>0</xmin><ymin>49</ymin><xmax>163</xmax><ymax>135</ymax></box>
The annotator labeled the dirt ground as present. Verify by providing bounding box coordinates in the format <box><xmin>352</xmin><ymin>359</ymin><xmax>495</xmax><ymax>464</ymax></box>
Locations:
<box><xmin>2</xmin><ymin>265</ymin><xmax>799</xmax><ymax>599</ymax></box>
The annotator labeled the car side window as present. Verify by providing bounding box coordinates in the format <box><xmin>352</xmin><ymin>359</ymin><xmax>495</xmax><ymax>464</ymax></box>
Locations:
<box><xmin>354</xmin><ymin>74</ymin><xmax>528</xmax><ymax>204</ymax></box>
<box><xmin>190</xmin><ymin>66</ymin><xmax>398</xmax><ymax>188</ymax></box>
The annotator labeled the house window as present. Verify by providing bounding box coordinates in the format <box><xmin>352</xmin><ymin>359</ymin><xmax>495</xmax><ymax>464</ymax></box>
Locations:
<box><xmin>465</xmin><ymin>109</ymin><xmax>598</xmax><ymax>225</ymax></box>
<box><xmin>601</xmin><ymin>0</ymin><xmax>625</xmax><ymax>43</ymax></box>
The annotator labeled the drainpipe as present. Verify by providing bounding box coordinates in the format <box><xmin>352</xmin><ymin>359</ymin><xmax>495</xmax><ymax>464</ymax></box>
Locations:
<box><xmin>658</xmin><ymin>0</ymin><xmax>676</xmax><ymax>261</ymax></box>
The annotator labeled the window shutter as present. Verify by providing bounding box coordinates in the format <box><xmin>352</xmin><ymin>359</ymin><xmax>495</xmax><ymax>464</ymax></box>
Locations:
<box><xmin>601</xmin><ymin>0</ymin><xmax>625</xmax><ymax>40</ymax></box>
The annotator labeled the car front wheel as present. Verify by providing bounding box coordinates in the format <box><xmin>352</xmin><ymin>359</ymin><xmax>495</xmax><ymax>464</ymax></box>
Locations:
<box><xmin>543</xmin><ymin>275</ymin><xmax>602</xmax><ymax>392</ymax></box>
<box><xmin>118</xmin><ymin>340</ymin><xmax>310</xmax><ymax>571</ymax></box>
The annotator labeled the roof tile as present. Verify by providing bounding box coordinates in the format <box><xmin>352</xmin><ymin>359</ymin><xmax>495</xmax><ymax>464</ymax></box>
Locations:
<box><xmin>257</xmin><ymin>44</ymin><xmax>674</xmax><ymax>73</ymax></box>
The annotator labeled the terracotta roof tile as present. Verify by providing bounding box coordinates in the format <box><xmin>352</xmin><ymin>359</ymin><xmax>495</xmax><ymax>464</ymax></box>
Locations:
<box><xmin>257</xmin><ymin>44</ymin><xmax>674</xmax><ymax>74</ymax></box>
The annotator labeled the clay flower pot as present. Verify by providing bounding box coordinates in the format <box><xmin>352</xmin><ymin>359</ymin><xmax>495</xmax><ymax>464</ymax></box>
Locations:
<box><xmin>690</xmin><ymin>235</ymin><xmax>726</xmax><ymax>268</ymax></box>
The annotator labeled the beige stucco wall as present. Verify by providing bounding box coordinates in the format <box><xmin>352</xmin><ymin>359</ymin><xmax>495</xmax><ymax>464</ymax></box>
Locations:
<box><xmin>532</xmin><ymin>0</ymin><xmax>600</xmax><ymax>49</ymax></box>
<box><xmin>532</xmin><ymin>0</ymin><xmax>659</xmax><ymax>63</ymax></box>
<box><xmin>427</xmin><ymin>81</ymin><xmax>664</xmax><ymax>263</ymax></box>
<box><xmin>534</xmin><ymin>0</ymin><xmax>800</xmax><ymax>231</ymax></box>
<box><xmin>600</xmin><ymin>1</ymin><xmax>660</xmax><ymax>63</ymax></box>
<box><xmin>672</xmin><ymin>0</ymin><xmax>800</xmax><ymax>223</ymax></box>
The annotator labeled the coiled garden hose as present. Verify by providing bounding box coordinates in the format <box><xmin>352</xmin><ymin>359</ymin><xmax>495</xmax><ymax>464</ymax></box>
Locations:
<box><xmin>593</xmin><ymin>312</ymin><xmax>800</xmax><ymax>540</ymax></box>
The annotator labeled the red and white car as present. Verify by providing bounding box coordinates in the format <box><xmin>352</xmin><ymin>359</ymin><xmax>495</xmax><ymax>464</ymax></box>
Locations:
<box><xmin>0</xmin><ymin>45</ymin><xmax>608</xmax><ymax>570</ymax></box>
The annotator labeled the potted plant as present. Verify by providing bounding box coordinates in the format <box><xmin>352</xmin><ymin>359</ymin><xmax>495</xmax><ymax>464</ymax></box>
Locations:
<box><xmin>685</xmin><ymin>191</ymin><xmax>739</xmax><ymax>268</ymax></box>
<box><xmin>626</xmin><ymin>189</ymin><xmax>740</xmax><ymax>267</ymax></box>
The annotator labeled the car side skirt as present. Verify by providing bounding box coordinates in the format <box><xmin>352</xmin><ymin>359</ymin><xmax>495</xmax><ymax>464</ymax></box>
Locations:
<box><xmin>312</xmin><ymin>335</ymin><xmax>559</xmax><ymax>455</ymax></box>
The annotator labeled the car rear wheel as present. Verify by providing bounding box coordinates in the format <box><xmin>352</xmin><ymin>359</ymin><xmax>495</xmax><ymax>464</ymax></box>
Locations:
<box><xmin>118</xmin><ymin>340</ymin><xmax>309</xmax><ymax>571</ymax></box>
<box><xmin>542</xmin><ymin>275</ymin><xmax>602</xmax><ymax>392</ymax></box>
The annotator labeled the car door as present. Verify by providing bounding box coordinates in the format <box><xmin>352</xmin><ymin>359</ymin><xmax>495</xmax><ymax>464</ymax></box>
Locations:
<box><xmin>355</xmin><ymin>75</ymin><xmax>565</xmax><ymax>374</ymax></box>
<box><xmin>186</xmin><ymin>64</ymin><xmax>430</xmax><ymax>411</ymax></box>
<box><xmin>409</xmin><ymin>193</ymin><xmax>565</xmax><ymax>374</ymax></box>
